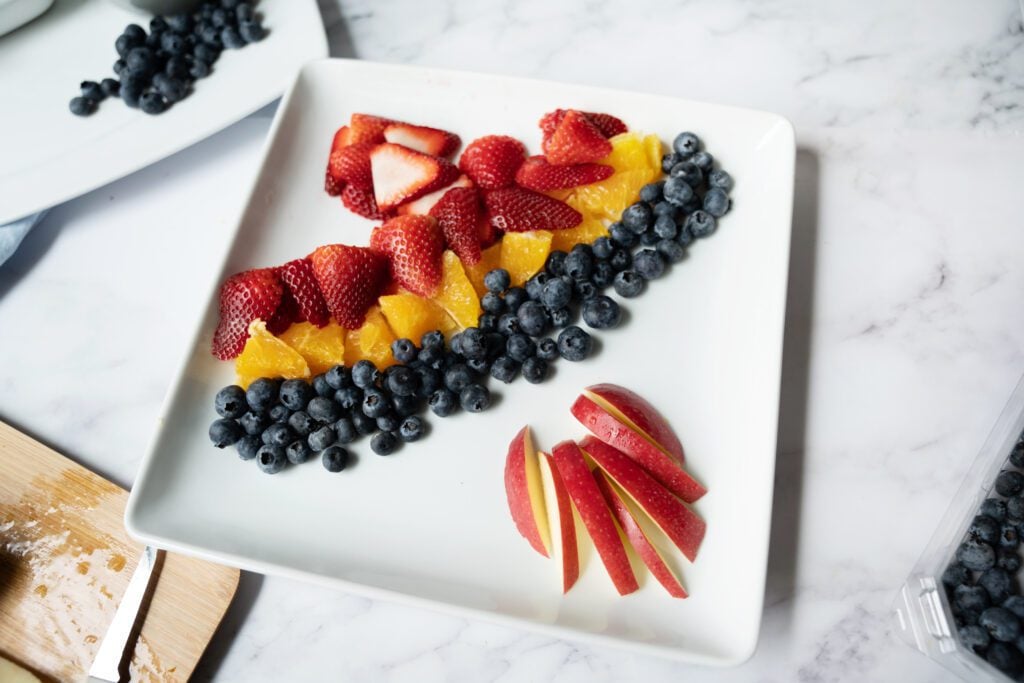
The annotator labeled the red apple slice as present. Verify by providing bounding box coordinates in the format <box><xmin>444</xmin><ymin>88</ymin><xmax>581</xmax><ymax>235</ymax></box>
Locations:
<box><xmin>539</xmin><ymin>451</ymin><xmax>579</xmax><ymax>593</ymax></box>
<box><xmin>551</xmin><ymin>440</ymin><xmax>638</xmax><ymax>595</ymax></box>
<box><xmin>504</xmin><ymin>426</ymin><xmax>550</xmax><ymax>557</ymax></box>
<box><xmin>593</xmin><ymin>470</ymin><xmax>688</xmax><ymax>598</ymax></box>
<box><xmin>571</xmin><ymin>394</ymin><xmax>706</xmax><ymax>503</ymax></box>
<box><xmin>581</xmin><ymin>436</ymin><xmax>706</xmax><ymax>562</ymax></box>
<box><xmin>584</xmin><ymin>383</ymin><xmax>685</xmax><ymax>464</ymax></box>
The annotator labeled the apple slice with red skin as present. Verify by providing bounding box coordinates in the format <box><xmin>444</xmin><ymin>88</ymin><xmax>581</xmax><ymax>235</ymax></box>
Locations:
<box><xmin>593</xmin><ymin>470</ymin><xmax>688</xmax><ymax>598</ymax></box>
<box><xmin>571</xmin><ymin>394</ymin><xmax>706</xmax><ymax>504</ymax></box>
<box><xmin>551</xmin><ymin>440</ymin><xmax>638</xmax><ymax>595</ymax></box>
<box><xmin>581</xmin><ymin>436</ymin><xmax>706</xmax><ymax>562</ymax></box>
<box><xmin>504</xmin><ymin>426</ymin><xmax>550</xmax><ymax>557</ymax></box>
<box><xmin>539</xmin><ymin>451</ymin><xmax>580</xmax><ymax>593</ymax></box>
<box><xmin>584</xmin><ymin>383</ymin><xmax>685</xmax><ymax>464</ymax></box>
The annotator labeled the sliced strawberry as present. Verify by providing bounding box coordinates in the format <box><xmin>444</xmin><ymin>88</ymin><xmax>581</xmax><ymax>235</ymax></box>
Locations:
<box><xmin>324</xmin><ymin>126</ymin><xmax>353</xmax><ymax>196</ymax></box>
<box><xmin>515</xmin><ymin>155</ymin><xmax>614</xmax><ymax>191</ymax></box>
<box><xmin>266</xmin><ymin>286</ymin><xmax>301</xmax><ymax>334</ymax></box>
<box><xmin>277</xmin><ymin>258</ymin><xmax>330</xmax><ymax>327</ymax></box>
<box><xmin>309</xmin><ymin>245</ymin><xmax>391</xmax><ymax>329</ymax></box>
<box><xmin>384</xmin><ymin>122</ymin><xmax>461</xmax><ymax>158</ymax></box>
<box><xmin>369</xmin><ymin>215</ymin><xmax>445</xmax><ymax>298</ymax></box>
<box><xmin>542</xmin><ymin>109</ymin><xmax>614</xmax><ymax>164</ymax></box>
<box><xmin>478</xmin><ymin>215</ymin><xmax>502</xmax><ymax>247</ymax></box>
<box><xmin>370</xmin><ymin>143</ymin><xmax>459</xmax><ymax>211</ymax></box>
<box><xmin>396</xmin><ymin>174</ymin><xmax>474</xmax><ymax>216</ymax></box>
<box><xmin>341</xmin><ymin>184</ymin><xmax>387</xmax><ymax>220</ymax></box>
<box><xmin>539</xmin><ymin>109</ymin><xmax>628</xmax><ymax>140</ymax></box>
<box><xmin>458</xmin><ymin>135</ymin><xmax>527</xmax><ymax>190</ymax></box>
<box><xmin>326</xmin><ymin>142</ymin><xmax>376</xmax><ymax>192</ymax></box>
<box><xmin>211</xmin><ymin>268</ymin><xmax>283</xmax><ymax>360</ymax></box>
<box><xmin>349</xmin><ymin>113</ymin><xmax>394</xmax><ymax>144</ymax></box>
<box><xmin>484</xmin><ymin>187</ymin><xmax>582</xmax><ymax>233</ymax></box>
<box><xmin>429</xmin><ymin>187</ymin><xmax>482</xmax><ymax>265</ymax></box>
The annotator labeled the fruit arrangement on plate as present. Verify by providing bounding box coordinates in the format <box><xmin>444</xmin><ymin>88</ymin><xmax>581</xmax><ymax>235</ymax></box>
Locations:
<box><xmin>205</xmin><ymin>107</ymin><xmax>734</xmax><ymax>477</ymax></box>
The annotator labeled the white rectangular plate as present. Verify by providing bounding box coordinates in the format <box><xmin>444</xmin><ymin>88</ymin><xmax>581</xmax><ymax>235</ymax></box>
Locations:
<box><xmin>126</xmin><ymin>59</ymin><xmax>795</xmax><ymax>666</ymax></box>
<box><xmin>0</xmin><ymin>0</ymin><xmax>326</xmax><ymax>224</ymax></box>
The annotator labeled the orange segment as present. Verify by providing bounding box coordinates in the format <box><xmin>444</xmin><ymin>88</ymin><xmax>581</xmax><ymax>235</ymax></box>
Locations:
<box><xmin>434</xmin><ymin>250</ymin><xmax>482</xmax><ymax>330</ymax></box>
<box><xmin>550</xmin><ymin>218</ymin><xmax>609</xmax><ymax>252</ymax></box>
<box><xmin>603</xmin><ymin>132</ymin><xmax>659</xmax><ymax>176</ymax></box>
<box><xmin>500</xmin><ymin>231</ymin><xmax>553</xmax><ymax>287</ymax></box>
<box><xmin>380</xmin><ymin>291</ymin><xmax>448</xmax><ymax>343</ymax></box>
<box><xmin>567</xmin><ymin>169</ymin><xmax>653</xmax><ymax>221</ymax></box>
<box><xmin>343</xmin><ymin>305</ymin><xmax>398</xmax><ymax>369</ymax></box>
<box><xmin>278</xmin><ymin>321</ymin><xmax>346</xmax><ymax>375</ymax></box>
<box><xmin>235</xmin><ymin>320</ymin><xmax>311</xmax><ymax>388</ymax></box>
<box><xmin>644</xmin><ymin>134</ymin><xmax>664</xmax><ymax>171</ymax></box>
<box><xmin>464</xmin><ymin>242</ymin><xmax>502</xmax><ymax>298</ymax></box>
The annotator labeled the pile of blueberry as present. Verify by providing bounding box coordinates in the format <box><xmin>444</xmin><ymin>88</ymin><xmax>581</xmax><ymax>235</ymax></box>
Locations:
<box><xmin>69</xmin><ymin>0</ymin><xmax>266</xmax><ymax>117</ymax></box>
<box><xmin>207</xmin><ymin>130</ymin><xmax>733</xmax><ymax>475</ymax></box>
<box><xmin>944</xmin><ymin>434</ymin><xmax>1024</xmax><ymax>678</ymax></box>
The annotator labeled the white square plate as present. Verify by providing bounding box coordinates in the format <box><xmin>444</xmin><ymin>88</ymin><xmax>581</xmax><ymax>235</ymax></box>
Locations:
<box><xmin>125</xmin><ymin>59</ymin><xmax>795</xmax><ymax>666</ymax></box>
<box><xmin>0</xmin><ymin>0</ymin><xmax>326</xmax><ymax>224</ymax></box>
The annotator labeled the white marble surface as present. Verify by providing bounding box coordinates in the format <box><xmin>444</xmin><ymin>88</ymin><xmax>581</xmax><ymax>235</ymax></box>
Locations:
<box><xmin>2</xmin><ymin>0</ymin><xmax>1024</xmax><ymax>680</ymax></box>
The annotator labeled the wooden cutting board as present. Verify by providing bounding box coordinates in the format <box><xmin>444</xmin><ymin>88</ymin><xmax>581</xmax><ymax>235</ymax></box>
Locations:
<box><xmin>0</xmin><ymin>421</ymin><xmax>239</xmax><ymax>682</ymax></box>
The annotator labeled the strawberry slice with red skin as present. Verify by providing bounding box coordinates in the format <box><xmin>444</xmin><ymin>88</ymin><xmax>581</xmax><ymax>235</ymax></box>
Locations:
<box><xmin>539</xmin><ymin>109</ymin><xmax>628</xmax><ymax>140</ymax></box>
<box><xmin>514</xmin><ymin>155</ymin><xmax>614</xmax><ymax>191</ymax></box>
<box><xmin>348</xmin><ymin>113</ymin><xmax>394</xmax><ymax>144</ymax></box>
<box><xmin>369</xmin><ymin>215</ymin><xmax>445</xmax><ymax>298</ymax></box>
<box><xmin>384</xmin><ymin>122</ymin><xmax>461</xmax><ymax>158</ymax></box>
<box><xmin>458</xmin><ymin>135</ymin><xmax>527</xmax><ymax>190</ymax></box>
<box><xmin>341</xmin><ymin>184</ymin><xmax>388</xmax><ymax>220</ymax></box>
<box><xmin>542</xmin><ymin>110</ymin><xmax>614</xmax><ymax>165</ymax></box>
<box><xmin>309</xmin><ymin>245</ymin><xmax>391</xmax><ymax>329</ymax></box>
<box><xmin>266</xmin><ymin>286</ymin><xmax>301</xmax><ymax>334</ymax></box>
<box><xmin>479</xmin><ymin>218</ymin><xmax>502</xmax><ymax>248</ymax></box>
<box><xmin>371</xmin><ymin>143</ymin><xmax>459</xmax><ymax>212</ymax></box>
<box><xmin>211</xmin><ymin>268</ymin><xmax>283</xmax><ymax>360</ymax></box>
<box><xmin>277</xmin><ymin>258</ymin><xmax>330</xmax><ymax>328</ymax></box>
<box><xmin>429</xmin><ymin>186</ymin><xmax>483</xmax><ymax>265</ymax></box>
<box><xmin>324</xmin><ymin>126</ymin><xmax>354</xmax><ymax>196</ymax></box>
<box><xmin>396</xmin><ymin>174</ymin><xmax>474</xmax><ymax>216</ymax></box>
<box><xmin>326</xmin><ymin>142</ymin><xmax>376</xmax><ymax>192</ymax></box>
<box><xmin>483</xmin><ymin>186</ymin><xmax>582</xmax><ymax>233</ymax></box>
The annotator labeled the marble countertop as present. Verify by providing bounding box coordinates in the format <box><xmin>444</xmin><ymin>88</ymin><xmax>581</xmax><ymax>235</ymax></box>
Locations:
<box><xmin>2</xmin><ymin>0</ymin><xmax>1024</xmax><ymax>680</ymax></box>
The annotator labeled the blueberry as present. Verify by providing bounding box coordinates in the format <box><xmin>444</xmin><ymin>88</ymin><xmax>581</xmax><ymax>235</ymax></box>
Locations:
<box><xmin>334</xmin><ymin>385</ymin><xmax>363</xmax><ymax>411</ymax></box>
<box><xmin>150</xmin><ymin>16</ymin><xmax>168</xmax><ymax>33</ymax></box>
<box><xmin>677</xmin><ymin>223</ymin><xmax>694</xmax><ymax>248</ymax></box>
<box><xmin>525</xmin><ymin>273</ymin><xmax>550</xmax><ymax>301</ymax></box>
<box><xmin>334</xmin><ymin>417</ymin><xmax>356</xmax><ymax>444</ymax></box>
<box><xmin>429</xmin><ymin>388</ymin><xmax>458</xmax><ymax>417</ymax></box>
<box><xmin>221</xmin><ymin>26</ymin><xmax>245</xmax><ymax>49</ymax></box>
<box><xmin>621</xmin><ymin>202</ymin><xmax>653</xmax><ymax>234</ymax></box>
<box><xmin>284</xmin><ymin>440</ymin><xmax>312</xmax><ymax>465</ymax></box>
<box><xmin>416</xmin><ymin>345</ymin><xmax>443</xmax><ymax>369</ymax></box>
<box><xmin>539</xmin><ymin>250</ymin><xmax>566</xmax><ymax>277</ymax></box>
<box><xmin>194</xmin><ymin>42</ymin><xmax>220</xmax><ymax>64</ymax></box>
<box><xmin>557</xmin><ymin>326</ymin><xmax>592</xmax><ymax>362</ymax></box>
<box><xmin>563</xmin><ymin>250</ymin><xmax>594</xmax><ymax>281</ymax></box>
<box><xmin>236</xmin><ymin>434</ymin><xmax>261</xmax><ymax>460</ymax></box>
<box><xmin>591</xmin><ymin>260</ymin><xmax>615</xmax><ymax>289</ymax></box>
<box><xmin>126</xmin><ymin>47</ymin><xmax>157</xmax><ymax>76</ymax></box>
<box><xmin>124</xmin><ymin>23</ymin><xmax>146</xmax><ymax>42</ymax></box>
<box><xmin>386</xmin><ymin>366</ymin><xmax>419</xmax><ymax>397</ymax></box>
<box><xmin>165</xmin><ymin>56</ymin><xmax>191</xmax><ymax>80</ymax></box>
<box><xmin>981</xmin><ymin>567</ymin><xmax>1015</xmax><ymax>603</ymax></box>
<box><xmin>69</xmin><ymin>97</ymin><xmax>97</xmax><ymax>116</ymax></box>
<box><xmin>971</xmin><ymin>515</ymin><xmax>1002</xmax><ymax>545</ymax></box>
<box><xmin>540</xmin><ymin>277</ymin><xmax>573</xmax><ymax>310</ymax></box>
<box><xmin>214</xmin><ymin>385</ymin><xmax>247</xmax><ymax>418</ymax></box>
<box><xmin>521</xmin><ymin>357</ymin><xmax>548</xmax><ymax>384</ymax></box>
<box><xmin>262</xmin><ymin>423</ymin><xmax>294</xmax><ymax>448</ymax></box>
<box><xmin>709</xmin><ymin>169</ymin><xmax>734</xmax><ymax>192</ymax></box>
<box><xmin>371</xmin><ymin>430</ymin><xmax>399</xmax><ymax>455</ymax></box>
<box><xmin>574</xmin><ymin>280</ymin><xmax>598</xmax><ymax>300</ymax></box>
<box><xmin>685</xmin><ymin>210</ymin><xmax>716</xmax><ymax>238</ymax></box>
<box><xmin>421</xmin><ymin>330</ymin><xmax>445</xmax><ymax>349</ymax></box>
<box><xmin>609</xmin><ymin>223</ymin><xmax>638</xmax><ymax>248</ymax></box>
<box><xmin>480</xmin><ymin>291</ymin><xmax>505</xmax><ymax>315</ymax></box>
<box><xmin>634</xmin><ymin>249</ymin><xmax>666</xmax><ymax>280</ymax></box>
<box><xmin>321</xmin><ymin>445</ymin><xmax>349</xmax><ymax>472</ymax></box>
<box><xmin>268</xmin><ymin>404</ymin><xmax>291</xmax><ymax>424</ymax></box>
<box><xmin>287</xmin><ymin>411</ymin><xmax>316</xmax><ymax>437</ymax></box>
<box><xmin>399</xmin><ymin>415</ymin><xmax>425</xmax><ymax>442</ymax></box>
<box><xmin>984</xmin><ymin>497</ymin><xmax>1010</xmax><ymax>522</ymax></box>
<box><xmin>478</xmin><ymin>313</ymin><xmax>497</xmax><ymax>332</ymax></box>
<box><xmin>999</xmin><ymin>549</ymin><xmax>1022</xmax><ymax>573</ymax></box>
<box><xmin>663</xmin><ymin>177</ymin><xmax>695</xmax><ymax>207</ymax></box>
<box><xmin>959</xmin><ymin>624</ymin><xmax>991</xmax><ymax>653</ymax></box>
<box><xmin>307</xmin><ymin>396</ymin><xmax>341</xmax><ymax>423</ymax></box>
<box><xmin>460</xmin><ymin>384</ymin><xmax>491</xmax><ymax>412</ymax></box>
<box><xmin>80</xmin><ymin>80</ymin><xmax>105</xmax><ymax>101</ymax></box>
<box><xmin>239</xmin><ymin>411</ymin><xmax>268</xmax><ymax>435</ymax></box>
<box><xmin>414</xmin><ymin>366</ymin><xmax>442</xmax><ymax>399</ymax></box>
<box><xmin>307</xmin><ymin>424</ymin><xmax>337</xmax><ymax>452</ymax></box>
<box><xmin>211</xmin><ymin>8</ymin><xmax>230</xmax><ymax>26</ymax></box>
<box><xmin>349</xmin><ymin>408</ymin><xmax>374</xmax><ymax>435</ymax></box>
<box><xmin>956</xmin><ymin>583</ymin><xmax>992</xmax><ymax>612</ymax></box>
<box><xmin>610</xmin><ymin>271</ymin><xmax>643</xmax><ymax>300</ymax></box>
<box><xmin>484</xmin><ymin>268</ymin><xmax>511</xmax><ymax>293</ymax></box>
<box><xmin>145</xmin><ymin>31</ymin><xmax>163</xmax><ymax>50</ymax></box>
<box><xmin>445</xmin><ymin>364</ymin><xmax>475</xmax><ymax>392</ymax></box>
<box><xmin>518</xmin><ymin>301</ymin><xmax>550</xmax><ymax>336</ymax></box>
<box><xmin>957</xmin><ymin>608</ymin><xmax>983</xmax><ymax>626</ymax></box>
<box><xmin>656</xmin><ymin>238</ymin><xmax>686</xmax><ymax>264</ymax></box>
<box><xmin>639</xmin><ymin>230</ymin><xmax>660</xmax><ymax>247</ymax></box>
<box><xmin>490</xmin><ymin>356</ymin><xmax>519</xmax><ymax>384</ymax></box>
<box><xmin>669</xmin><ymin>161</ymin><xmax>702</xmax><ymax>188</ymax></box>
<box><xmin>504</xmin><ymin>287</ymin><xmax>529</xmax><ymax>312</ymax></box>
<box><xmin>536</xmin><ymin>338</ymin><xmax>558</xmax><ymax>361</ymax></box>
<box><xmin>652</xmin><ymin>214</ymin><xmax>678</xmax><ymax>240</ymax></box>
<box><xmin>376</xmin><ymin>413</ymin><xmax>401</xmax><ymax>433</ymax></box>
<box><xmin>150</xmin><ymin>74</ymin><xmax>185</xmax><ymax>103</ymax></box>
<box><xmin>160</xmin><ymin>31</ymin><xmax>186</xmax><ymax>54</ymax></box>
<box><xmin>113</xmin><ymin>59</ymin><xmax>127</xmax><ymax>76</ymax></box>
<box><xmin>504</xmin><ymin>333</ymin><xmax>535</xmax><ymax>363</ymax></box>
<box><xmin>361</xmin><ymin>387</ymin><xmax>390</xmax><ymax>419</ymax></box>
<box><xmin>997</xmin><ymin>471</ymin><xmax>1024</xmax><ymax>497</ymax></box>
<box><xmin>639</xmin><ymin>182</ymin><xmax>663</xmax><ymax>203</ymax></box>
<box><xmin>497</xmin><ymin>313</ymin><xmax>521</xmax><ymax>337</ymax></box>
<box><xmin>704</xmin><ymin>188</ymin><xmax>731</xmax><ymax>217</ymax></box>
<box><xmin>981</xmin><ymin>606</ymin><xmax>1022</xmax><ymax>642</ymax></box>
<box><xmin>652</xmin><ymin>200</ymin><xmax>676</xmax><ymax>217</ymax></box>
<box><xmin>321</xmin><ymin>365</ymin><xmax>348</xmax><ymax>391</ymax></box>
<box><xmin>590</xmin><ymin>236</ymin><xmax>613</xmax><ymax>260</ymax></box>
<box><xmin>1011</xmin><ymin>441</ymin><xmax>1024</xmax><ymax>468</ymax></box>
<box><xmin>582</xmin><ymin>295</ymin><xmax>621</xmax><ymax>329</ymax></box>
<box><xmin>277</xmin><ymin>379</ymin><xmax>312</xmax><ymax>411</ymax></box>
<box><xmin>256</xmin><ymin>445</ymin><xmax>286</xmax><ymax>474</ymax></box>
<box><xmin>691</xmin><ymin>151</ymin><xmax>714</xmax><ymax>172</ymax></box>
<box><xmin>661</xmin><ymin>152</ymin><xmax>683</xmax><ymax>172</ymax></box>
<box><xmin>460</xmin><ymin>327</ymin><xmax>488</xmax><ymax>361</ymax></box>
<box><xmin>120</xmin><ymin>79</ymin><xmax>143</xmax><ymax>107</ymax></box>
<box><xmin>987</xmin><ymin>641</ymin><xmax>1024</xmax><ymax>676</ymax></box>
<box><xmin>246</xmin><ymin>378</ymin><xmax>278</xmax><ymax>412</ymax></box>
<box><xmin>959</xmin><ymin>540</ymin><xmax>997</xmax><ymax>571</ymax></box>
<box><xmin>550</xmin><ymin>307</ymin><xmax>572</xmax><ymax>328</ymax></box>
<box><xmin>672</xmin><ymin>132</ymin><xmax>700</xmax><ymax>156</ymax></box>
<box><xmin>942</xmin><ymin>563</ymin><xmax>971</xmax><ymax>588</ymax></box>
<box><xmin>115</xmin><ymin>33</ymin><xmax>139</xmax><ymax>58</ymax></box>
<box><xmin>352</xmin><ymin>360</ymin><xmax>380</xmax><ymax>389</ymax></box>
<box><xmin>609</xmin><ymin>248</ymin><xmax>632</xmax><ymax>272</ymax></box>
<box><xmin>235</xmin><ymin>2</ymin><xmax>254</xmax><ymax>20</ymax></box>
<box><xmin>209</xmin><ymin>418</ymin><xmax>242</xmax><ymax>447</ymax></box>
<box><xmin>1001</xmin><ymin>524</ymin><xmax>1020</xmax><ymax>550</ymax></box>
<box><xmin>139</xmin><ymin>92</ymin><xmax>168</xmax><ymax>115</ymax></box>
<box><xmin>166</xmin><ymin>13</ymin><xmax>193</xmax><ymax>32</ymax></box>
<box><xmin>1004</xmin><ymin>596</ymin><xmax>1024</xmax><ymax>619</ymax></box>
<box><xmin>239</xmin><ymin>19</ymin><xmax>266</xmax><ymax>43</ymax></box>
